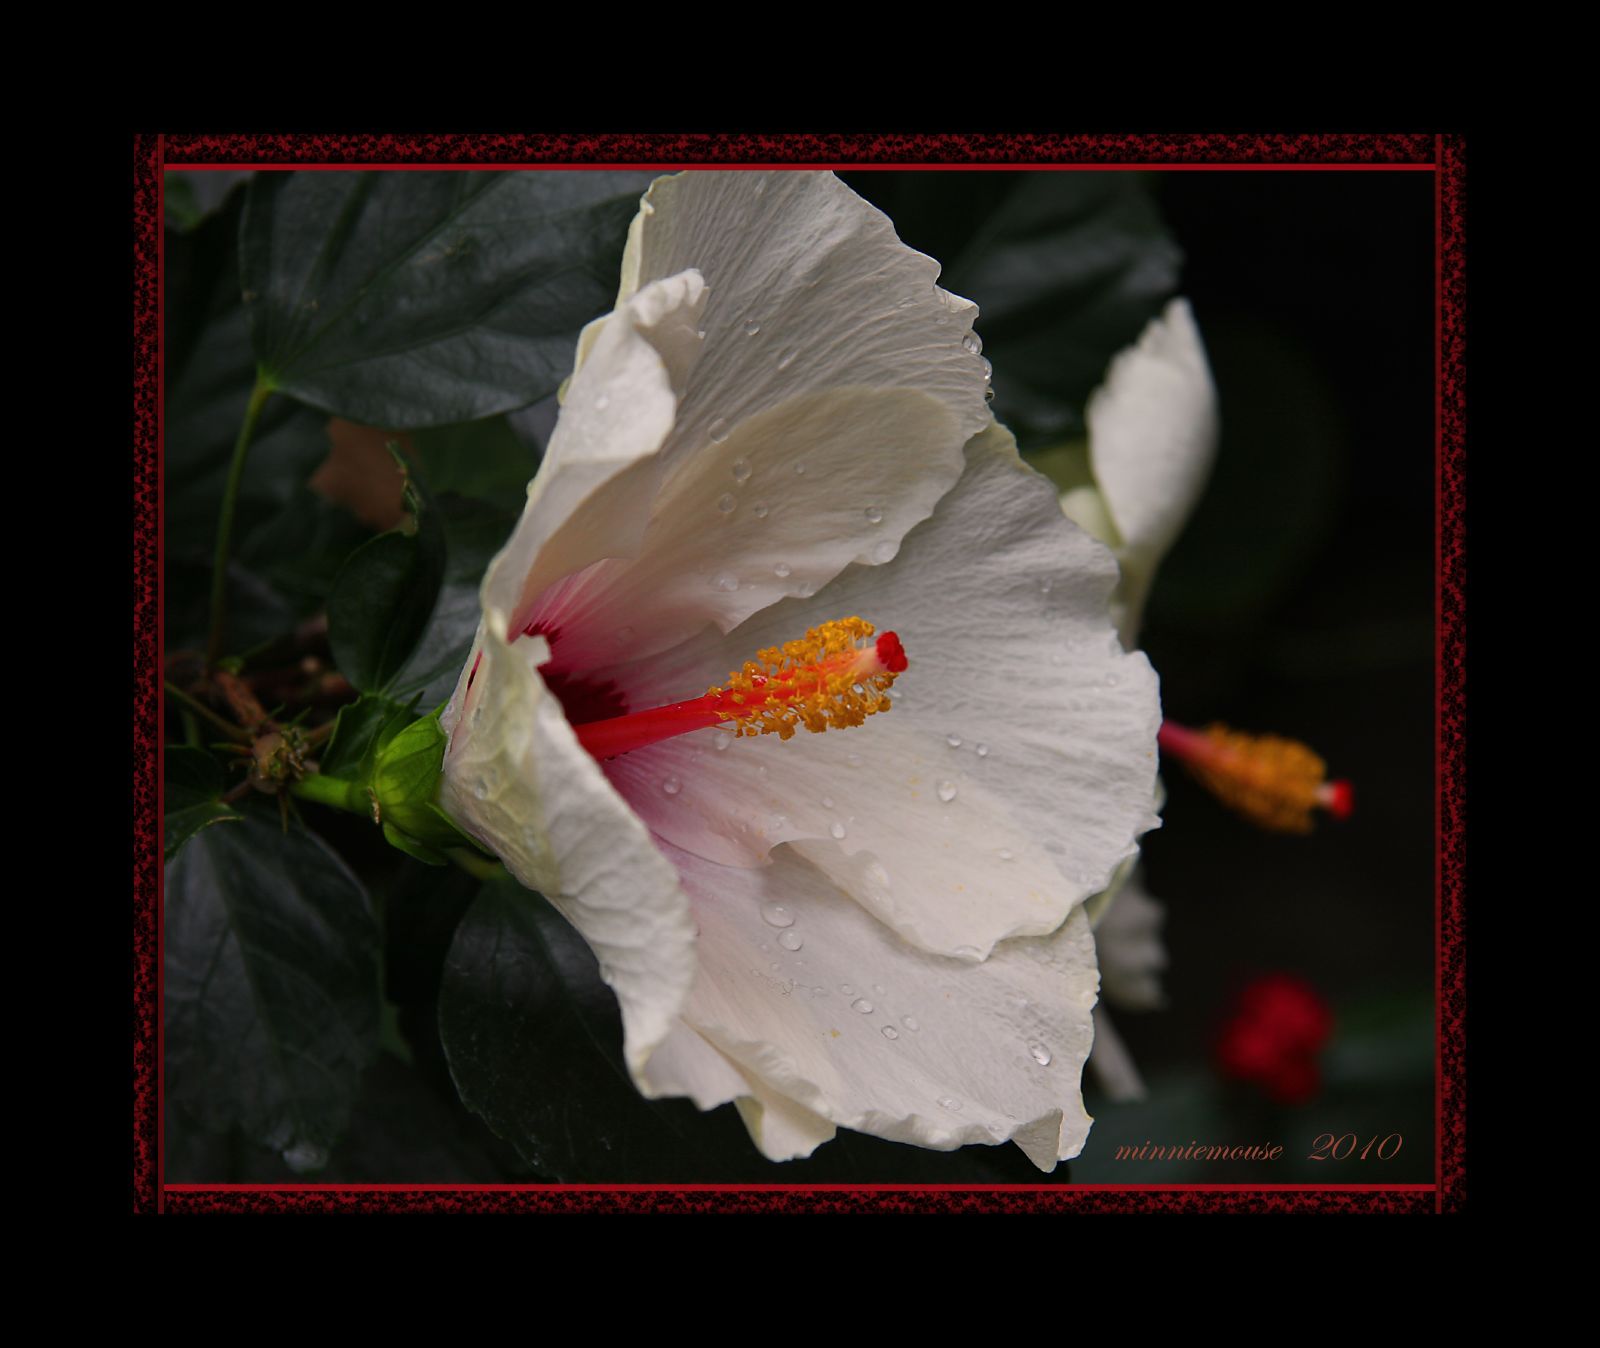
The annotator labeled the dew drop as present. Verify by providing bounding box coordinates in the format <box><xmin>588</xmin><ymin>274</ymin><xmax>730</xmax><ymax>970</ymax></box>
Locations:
<box><xmin>731</xmin><ymin>457</ymin><xmax>753</xmax><ymax>483</ymax></box>
<box><xmin>865</xmin><ymin>505</ymin><xmax>884</xmax><ymax>524</ymax></box>
<box><xmin>753</xmin><ymin>501</ymin><xmax>770</xmax><ymax>519</ymax></box>
<box><xmin>938</xmin><ymin>1096</ymin><xmax>964</xmax><ymax>1113</ymax></box>
<box><xmin>776</xmin><ymin>347</ymin><xmax>797</xmax><ymax>370</ymax></box>
<box><xmin>472</xmin><ymin>780</ymin><xmax>489</xmax><ymax>801</ymax></box>
<box><xmin>979</xmin><ymin>356</ymin><xmax>993</xmax><ymax>382</ymax></box>
<box><xmin>712</xmin><ymin>571</ymin><xmax>739</xmax><ymax>593</ymax></box>
<box><xmin>840</xmin><ymin>984</ymin><xmax>855</xmax><ymax>996</ymax></box>
<box><xmin>793</xmin><ymin>462</ymin><xmax>807</xmax><ymax>476</ymax></box>
<box><xmin>821</xmin><ymin>795</ymin><xmax>835</xmax><ymax>809</ymax></box>
<box><xmin>774</xmin><ymin>562</ymin><xmax>792</xmax><ymax>578</ymax></box>
<box><xmin>761</xmin><ymin>903</ymin><xmax>795</xmax><ymax>929</ymax></box>
<box><xmin>615</xmin><ymin>624</ymin><xmax>636</xmax><ymax>646</ymax></box>
<box><xmin>962</xmin><ymin>332</ymin><xmax>983</xmax><ymax>355</ymax></box>
<box><xmin>1105</xmin><ymin>674</ymin><xmax>1119</xmax><ymax>687</ymax></box>
<box><xmin>595</xmin><ymin>394</ymin><xmax>610</xmax><ymax>411</ymax></box>
<box><xmin>830</xmin><ymin>821</ymin><xmax>847</xmax><ymax>840</ymax></box>
<box><xmin>661</xmin><ymin>777</ymin><xmax>681</xmax><ymax>795</ymax></box>
<box><xmin>901</xmin><ymin>1015</ymin><xmax>920</xmax><ymax>1032</ymax></box>
<box><xmin>708</xmin><ymin>417</ymin><xmax>730</xmax><ymax>444</ymax></box>
<box><xmin>779</xmin><ymin>930</ymin><xmax>804</xmax><ymax>951</ymax></box>
<box><xmin>975</xmin><ymin>743</ymin><xmax>990</xmax><ymax>758</ymax></box>
<box><xmin>1030</xmin><ymin>1044</ymin><xmax>1053</xmax><ymax>1067</ymax></box>
<box><xmin>714</xmin><ymin>732</ymin><xmax>732</xmax><ymax>751</ymax></box>
<box><xmin>716</xmin><ymin>492</ymin><xmax>737</xmax><ymax>515</ymax></box>
<box><xmin>1040</xmin><ymin>578</ymin><xmax>1054</xmax><ymax>595</ymax></box>
<box><xmin>743</xmin><ymin>318</ymin><xmax>762</xmax><ymax>337</ymax></box>
<box><xmin>771</xmin><ymin>813</ymin><xmax>788</xmax><ymax>831</ymax></box>
<box><xmin>984</xmin><ymin>387</ymin><xmax>996</xmax><ymax>403</ymax></box>
<box><xmin>946</xmin><ymin>733</ymin><xmax>962</xmax><ymax>748</ymax></box>
<box><xmin>871</xmin><ymin>540</ymin><xmax>896</xmax><ymax>563</ymax></box>
<box><xmin>852</xmin><ymin>997</ymin><xmax>874</xmax><ymax>1014</ymax></box>
<box><xmin>937</xmin><ymin>780</ymin><xmax>958</xmax><ymax>803</ymax></box>
<box><xmin>997</xmin><ymin>848</ymin><xmax>1014</xmax><ymax>862</ymax></box>
<box><xmin>881</xmin><ymin>1025</ymin><xmax>899</xmax><ymax>1040</ymax></box>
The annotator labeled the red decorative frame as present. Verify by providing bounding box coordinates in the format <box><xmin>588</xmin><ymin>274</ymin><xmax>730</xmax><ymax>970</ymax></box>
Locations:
<box><xmin>133</xmin><ymin>131</ymin><xmax>1466</xmax><ymax>1215</ymax></box>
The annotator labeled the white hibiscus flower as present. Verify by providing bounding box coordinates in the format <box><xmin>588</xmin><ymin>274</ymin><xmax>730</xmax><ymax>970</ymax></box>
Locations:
<box><xmin>437</xmin><ymin>171</ymin><xmax>1162</xmax><ymax>1169</ymax></box>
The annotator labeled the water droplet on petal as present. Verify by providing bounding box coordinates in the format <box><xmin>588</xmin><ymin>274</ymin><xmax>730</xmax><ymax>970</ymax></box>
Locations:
<box><xmin>937</xmin><ymin>780</ymin><xmax>958</xmax><ymax>803</ymax></box>
<box><xmin>661</xmin><ymin>777</ymin><xmax>681</xmax><ymax>795</ymax></box>
<box><xmin>901</xmin><ymin>1015</ymin><xmax>920</xmax><ymax>1032</ymax></box>
<box><xmin>708</xmin><ymin>417</ymin><xmax>730</xmax><ymax>444</ymax></box>
<box><xmin>962</xmin><ymin>332</ymin><xmax>983</xmax><ymax>355</ymax></box>
<box><xmin>881</xmin><ymin>1025</ymin><xmax>899</xmax><ymax>1040</ymax></box>
<box><xmin>840</xmin><ymin>984</ymin><xmax>855</xmax><ymax>996</ymax></box>
<box><xmin>975</xmin><ymin>743</ymin><xmax>990</xmax><ymax>758</ymax></box>
<box><xmin>779</xmin><ymin>930</ymin><xmax>804</xmax><ymax>951</ymax></box>
<box><xmin>773</xmin><ymin>562</ymin><xmax>791</xmax><ymax>578</ymax></box>
<box><xmin>753</xmin><ymin>501</ymin><xmax>769</xmax><ymax>518</ymax></box>
<box><xmin>984</xmin><ymin>387</ymin><xmax>996</xmax><ymax>403</ymax></box>
<box><xmin>938</xmin><ymin>1096</ymin><xmax>964</xmax><ymax>1113</ymax></box>
<box><xmin>472</xmin><ymin>779</ymin><xmax>489</xmax><ymax>800</ymax></box>
<box><xmin>714</xmin><ymin>732</ymin><xmax>732</xmax><ymax>751</ymax></box>
<box><xmin>865</xmin><ymin>505</ymin><xmax>884</xmax><ymax>524</ymax></box>
<box><xmin>997</xmin><ymin>848</ymin><xmax>1014</xmax><ymax>862</ymax></box>
<box><xmin>716</xmin><ymin>492</ymin><xmax>737</xmax><ymax>514</ymax></box>
<box><xmin>852</xmin><ymin>997</ymin><xmax>874</xmax><ymax>1014</ymax></box>
<box><xmin>793</xmin><ymin>462</ymin><xmax>806</xmax><ymax>476</ymax></box>
<box><xmin>830</xmin><ymin>821</ymin><xmax>847</xmax><ymax>840</ymax></box>
<box><xmin>872</xmin><ymin>540</ymin><xmax>896</xmax><ymax>563</ymax></box>
<box><xmin>743</xmin><ymin>319</ymin><xmax>761</xmax><ymax>337</ymax></box>
<box><xmin>761</xmin><ymin>903</ymin><xmax>795</xmax><ymax>929</ymax></box>
<box><xmin>615</xmin><ymin>625</ymin><xmax>636</xmax><ymax>646</ymax></box>
<box><xmin>731</xmin><ymin>457</ymin><xmax>753</xmax><ymax>483</ymax></box>
<box><xmin>1105</xmin><ymin>674</ymin><xmax>1119</xmax><ymax>687</ymax></box>
<box><xmin>821</xmin><ymin>795</ymin><xmax>835</xmax><ymax>809</ymax></box>
<box><xmin>595</xmin><ymin>394</ymin><xmax>610</xmax><ymax>410</ymax></box>
<box><xmin>712</xmin><ymin>571</ymin><xmax>739</xmax><ymax>593</ymax></box>
<box><xmin>1030</xmin><ymin>1044</ymin><xmax>1053</xmax><ymax>1066</ymax></box>
<box><xmin>946</xmin><ymin>733</ymin><xmax>962</xmax><ymax>748</ymax></box>
<box><xmin>979</xmin><ymin>356</ymin><xmax>993</xmax><ymax>382</ymax></box>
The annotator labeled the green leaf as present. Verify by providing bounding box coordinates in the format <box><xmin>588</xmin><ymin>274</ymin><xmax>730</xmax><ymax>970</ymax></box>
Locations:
<box><xmin>845</xmin><ymin>172</ymin><xmax>1180</xmax><ymax>448</ymax></box>
<box><xmin>240</xmin><ymin>171</ymin><xmax>654</xmax><ymax>428</ymax></box>
<box><xmin>163</xmin><ymin>747</ymin><xmax>241</xmax><ymax>860</ymax></box>
<box><xmin>385</xmin><ymin>495</ymin><xmax>510</xmax><ymax>709</ymax></box>
<box><xmin>165</xmin><ymin>807</ymin><xmax>381</xmax><ymax>1163</ymax></box>
<box><xmin>410</xmin><ymin>415</ymin><xmax>540</xmax><ymax>516</ymax></box>
<box><xmin>164</xmin><ymin>197</ymin><xmax>374</xmax><ymax>652</ymax></box>
<box><xmin>319</xmin><ymin>693</ymin><xmax>413</xmax><ymax>781</ymax></box>
<box><xmin>165</xmin><ymin>170</ymin><xmax>253</xmax><ymax>234</ymax></box>
<box><xmin>328</xmin><ymin>471</ymin><xmax>447</xmax><ymax>693</ymax></box>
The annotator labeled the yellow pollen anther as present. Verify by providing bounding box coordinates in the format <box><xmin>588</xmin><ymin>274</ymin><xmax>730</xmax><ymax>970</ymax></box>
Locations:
<box><xmin>1169</xmin><ymin>722</ymin><xmax>1347</xmax><ymax>834</ymax></box>
<box><xmin>708</xmin><ymin>617</ymin><xmax>905</xmax><ymax>741</ymax></box>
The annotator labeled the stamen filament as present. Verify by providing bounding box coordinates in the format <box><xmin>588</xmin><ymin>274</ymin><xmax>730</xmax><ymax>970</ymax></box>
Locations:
<box><xmin>575</xmin><ymin>618</ymin><xmax>906</xmax><ymax>761</ymax></box>
<box><xmin>1158</xmin><ymin>719</ymin><xmax>1352</xmax><ymax>833</ymax></box>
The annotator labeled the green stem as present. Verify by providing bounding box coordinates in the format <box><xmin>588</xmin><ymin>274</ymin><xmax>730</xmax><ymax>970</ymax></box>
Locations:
<box><xmin>163</xmin><ymin>680</ymin><xmax>250</xmax><ymax>741</ymax></box>
<box><xmin>290</xmin><ymin>772</ymin><xmax>369</xmax><ymax>816</ymax></box>
<box><xmin>446</xmin><ymin>848</ymin><xmax>507</xmax><ymax>883</ymax></box>
<box><xmin>206</xmin><ymin>377</ymin><xmax>274</xmax><ymax>667</ymax></box>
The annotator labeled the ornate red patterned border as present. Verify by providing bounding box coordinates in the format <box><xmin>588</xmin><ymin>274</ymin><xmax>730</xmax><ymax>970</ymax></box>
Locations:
<box><xmin>133</xmin><ymin>133</ymin><xmax>162</xmax><ymax>1214</ymax></box>
<box><xmin>164</xmin><ymin>1185</ymin><xmax>1436</xmax><ymax>1215</ymax></box>
<box><xmin>135</xmin><ymin>130</ymin><xmax>1465</xmax><ymax>1216</ymax></box>
<box><xmin>161</xmin><ymin>131</ymin><xmax>1437</xmax><ymax>167</ymax></box>
<box><xmin>1436</xmin><ymin>134</ymin><xmax>1466</xmax><ymax>1214</ymax></box>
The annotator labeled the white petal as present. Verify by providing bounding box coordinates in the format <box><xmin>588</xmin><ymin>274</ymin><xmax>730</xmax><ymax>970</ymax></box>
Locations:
<box><xmin>437</xmin><ymin>613</ymin><xmax>698</xmax><ymax>1079</ymax></box>
<box><xmin>604</xmin><ymin>422</ymin><xmax>1162</xmax><ymax>958</ymax></box>
<box><xmin>530</xmin><ymin>171</ymin><xmax>992</xmax><ymax>670</ymax></box>
<box><xmin>733</xmin><ymin>1076</ymin><xmax>838</xmax><ymax>1162</ymax></box>
<box><xmin>662</xmin><ymin>839</ymin><xmax>1100</xmax><ymax>1170</ymax></box>
<box><xmin>1094</xmin><ymin>867</ymin><xmax>1167</xmax><ymax>1011</ymax></box>
<box><xmin>1086</xmin><ymin>297</ymin><xmax>1218</xmax><ymax>568</ymax></box>
<box><xmin>483</xmin><ymin>271</ymin><xmax>709</xmax><ymax>636</ymax></box>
